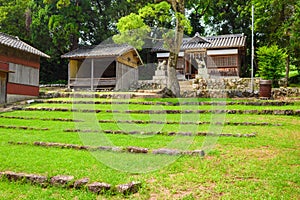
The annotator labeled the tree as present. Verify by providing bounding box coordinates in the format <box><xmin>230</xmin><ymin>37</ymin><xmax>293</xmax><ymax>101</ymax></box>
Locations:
<box><xmin>200</xmin><ymin>0</ymin><xmax>251</xmax><ymax>35</ymax></box>
<box><xmin>256</xmin><ymin>45</ymin><xmax>287</xmax><ymax>87</ymax></box>
<box><xmin>289</xmin><ymin>0</ymin><xmax>300</xmax><ymax>74</ymax></box>
<box><xmin>0</xmin><ymin>0</ymin><xmax>31</xmax><ymax>41</ymax></box>
<box><xmin>114</xmin><ymin>0</ymin><xmax>192</xmax><ymax>96</ymax></box>
<box><xmin>186</xmin><ymin>0</ymin><xmax>211</xmax><ymax>36</ymax></box>
<box><xmin>253</xmin><ymin>0</ymin><xmax>300</xmax><ymax>82</ymax></box>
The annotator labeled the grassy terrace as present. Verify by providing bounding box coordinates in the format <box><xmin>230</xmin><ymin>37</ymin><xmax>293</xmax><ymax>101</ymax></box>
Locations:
<box><xmin>0</xmin><ymin>97</ymin><xmax>299</xmax><ymax>199</ymax></box>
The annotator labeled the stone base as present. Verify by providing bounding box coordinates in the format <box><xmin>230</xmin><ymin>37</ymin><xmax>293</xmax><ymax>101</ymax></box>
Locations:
<box><xmin>177</xmin><ymin>74</ymin><xmax>186</xmax><ymax>80</ymax></box>
<box><xmin>153</xmin><ymin>78</ymin><xmax>167</xmax><ymax>86</ymax></box>
<box><xmin>196</xmin><ymin>74</ymin><xmax>209</xmax><ymax>79</ymax></box>
<box><xmin>153</xmin><ymin>70</ymin><xmax>168</xmax><ymax>86</ymax></box>
<box><xmin>155</xmin><ymin>70</ymin><xmax>167</xmax><ymax>76</ymax></box>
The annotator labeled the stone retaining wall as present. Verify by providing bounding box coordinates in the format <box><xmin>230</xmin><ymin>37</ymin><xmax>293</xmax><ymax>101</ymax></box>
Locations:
<box><xmin>272</xmin><ymin>87</ymin><xmax>300</xmax><ymax>99</ymax></box>
<box><xmin>39</xmin><ymin>78</ymin><xmax>300</xmax><ymax>99</ymax></box>
<box><xmin>192</xmin><ymin>78</ymin><xmax>261</xmax><ymax>91</ymax></box>
<box><xmin>190</xmin><ymin>77</ymin><xmax>300</xmax><ymax>98</ymax></box>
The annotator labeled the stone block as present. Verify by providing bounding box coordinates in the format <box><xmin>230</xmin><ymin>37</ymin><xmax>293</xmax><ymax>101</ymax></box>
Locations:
<box><xmin>127</xmin><ymin>146</ymin><xmax>148</xmax><ymax>153</ymax></box>
<box><xmin>50</xmin><ymin>175</ymin><xmax>74</xmax><ymax>186</ymax></box>
<box><xmin>24</xmin><ymin>174</ymin><xmax>48</xmax><ymax>184</ymax></box>
<box><xmin>152</xmin><ymin>148</ymin><xmax>180</xmax><ymax>155</ymax></box>
<box><xmin>191</xmin><ymin>150</ymin><xmax>205</xmax><ymax>156</ymax></box>
<box><xmin>117</xmin><ymin>181</ymin><xmax>142</xmax><ymax>194</ymax></box>
<box><xmin>4</xmin><ymin>171</ymin><xmax>25</xmax><ymax>181</ymax></box>
<box><xmin>87</xmin><ymin>182</ymin><xmax>111</xmax><ymax>194</ymax></box>
<box><xmin>154</xmin><ymin>70</ymin><xmax>167</xmax><ymax>76</ymax></box>
<box><xmin>73</xmin><ymin>178</ymin><xmax>90</xmax><ymax>189</ymax></box>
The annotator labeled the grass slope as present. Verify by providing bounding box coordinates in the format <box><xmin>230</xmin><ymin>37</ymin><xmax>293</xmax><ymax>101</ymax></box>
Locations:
<box><xmin>0</xmin><ymin>97</ymin><xmax>299</xmax><ymax>199</ymax></box>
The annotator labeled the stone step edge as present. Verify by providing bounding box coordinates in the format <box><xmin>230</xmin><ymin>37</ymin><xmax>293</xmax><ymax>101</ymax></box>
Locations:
<box><xmin>8</xmin><ymin>141</ymin><xmax>206</xmax><ymax>157</ymax></box>
<box><xmin>34</xmin><ymin>99</ymin><xmax>296</xmax><ymax>106</ymax></box>
<box><xmin>0</xmin><ymin>171</ymin><xmax>141</xmax><ymax>195</ymax></box>
<box><xmin>63</xmin><ymin>129</ymin><xmax>257</xmax><ymax>138</ymax></box>
<box><xmin>17</xmin><ymin>107</ymin><xmax>300</xmax><ymax>116</ymax></box>
<box><xmin>0</xmin><ymin>115</ymin><xmax>281</xmax><ymax>126</ymax></box>
<box><xmin>0</xmin><ymin>125</ymin><xmax>48</xmax><ymax>131</ymax></box>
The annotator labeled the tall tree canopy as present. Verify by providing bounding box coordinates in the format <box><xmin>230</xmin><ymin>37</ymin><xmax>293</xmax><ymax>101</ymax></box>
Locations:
<box><xmin>0</xmin><ymin>0</ymin><xmax>299</xmax><ymax>84</ymax></box>
<box><xmin>253</xmin><ymin>0</ymin><xmax>300</xmax><ymax>79</ymax></box>
<box><xmin>0</xmin><ymin>0</ymin><xmax>31</xmax><ymax>41</ymax></box>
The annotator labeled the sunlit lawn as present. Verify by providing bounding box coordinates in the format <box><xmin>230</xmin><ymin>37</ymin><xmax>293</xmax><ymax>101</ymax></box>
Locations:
<box><xmin>0</xmin><ymin>97</ymin><xmax>299</xmax><ymax>199</ymax></box>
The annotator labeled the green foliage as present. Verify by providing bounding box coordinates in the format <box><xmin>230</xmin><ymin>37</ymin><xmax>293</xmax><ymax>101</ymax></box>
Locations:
<box><xmin>113</xmin><ymin>14</ymin><xmax>150</xmax><ymax>50</ymax></box>
<box><xmin>1</xmin><ymin>0</ymin><xmax>299</xmax><ymax>84</ymax></box>
<box><xmin>113</xmin><ymin>1</ymin><xmax>192</xmax><ymax>50</ymax></box>
<box><xmin>176</xmin><ymin>12</ymin><xmax>193</xmax><ymax>35</ymax></box>
<box><xmin>256</xmin><ymin>45</ymin><xmax>287</xmax><ymax>85</ymax></box>
<box><xmin>186</xmin><ymin>0</ymin><xmax>211</xmax><ymax>36</ymax></box>
<box><xmin>201</xmin><ymin>0</ymin><xmax>251</xmax><ymax>35</ymax></box>
<box><xmin>138</xmin><ymin>1</ymin><xmax>172</xmax><ymax>26</ymax></box>
<box><xmin>290</xmin><ymin>1</ymin><xmax>300</xmax><ymax>73</ymax></box>
<box><xmin>253</xmin><ymin>0</ymin><xmax>300</xmax><ymax>76</ymax></box>
<box><xmin>0</xmin><ymin>0</ymin><xmax>31</xmax><ymax>41</ymax></box>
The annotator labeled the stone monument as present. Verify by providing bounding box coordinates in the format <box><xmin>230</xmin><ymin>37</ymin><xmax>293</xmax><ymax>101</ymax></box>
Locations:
<box><xmin>195</xmin><ymin>57</ymin><xmax>209</xmax><ymax>79</ymax></box>
<box><xmin>153</xmin><ymin>60</ymin><xmax>168</xmax><ymax>86</ymax></box>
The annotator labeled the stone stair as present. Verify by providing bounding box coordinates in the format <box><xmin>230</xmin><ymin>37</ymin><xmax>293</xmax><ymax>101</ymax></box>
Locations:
<box><xmin>179</xmin><ymin>80</ymin><xmax>194</xmax><ymax>92</ymax></box>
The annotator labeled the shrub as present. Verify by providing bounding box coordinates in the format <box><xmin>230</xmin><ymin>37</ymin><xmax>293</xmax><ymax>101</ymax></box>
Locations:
<box><xmin>256</xmin><ymin>45</ymin><xmax>287</xmax><ymax>87</ymax></box>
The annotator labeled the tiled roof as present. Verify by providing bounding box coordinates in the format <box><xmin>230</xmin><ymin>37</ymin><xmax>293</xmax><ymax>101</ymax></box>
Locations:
<box><xmin>0</xmin><ymin>32</ymin><xmax>50</xmax><ymax>58</ymax></box>
<box><xmin>61</xmin><ymin>44</ymin><xmax>135</xmax><ymax>59</ymax></box>
<box><xmin>153</xmin><ymin>33</ymin><xmax>247</xmax><ymax>52</ymax></box>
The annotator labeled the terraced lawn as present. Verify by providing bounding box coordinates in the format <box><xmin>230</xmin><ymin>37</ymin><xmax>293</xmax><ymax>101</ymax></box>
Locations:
<box><xmin>0</xmin><ymin>97</ymin><xmax>299</xmax><ymax>199</ymax></box>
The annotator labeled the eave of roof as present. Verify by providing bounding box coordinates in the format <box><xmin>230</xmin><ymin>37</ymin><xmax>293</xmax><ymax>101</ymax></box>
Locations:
<box><xmin>152</xmin><ymin>33</ymin><xmax>247</xmax><ymax>52</ymax></box>
<box><xmin>61</xmin><ymin>44</ymin><xmax>135</xmax><ymax>59</ymax></box>
<box><xmin>0</xmin><ymin>32</ymin><xmax>50</xmax><ymax>58</ymax></box>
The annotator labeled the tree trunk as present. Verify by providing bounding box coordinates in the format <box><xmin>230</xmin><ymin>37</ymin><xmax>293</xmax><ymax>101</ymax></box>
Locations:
<box><xmin>71</xmin><ymin>35</ymin><xmax>79</xmax><ymax>51</ymax></box>
<box><xmin>166</xmin><ymin>0</ymin><xmax>185</xmax><ymax>97</ymax></box>
<box><xmin>285</xmin><ymin>53</ymin><xmax>290</xmax><ymax>87</ymax></box>
<box><xmin>167</xmin><ymin>51</ymin><xmax>180</xmax><ymax>97</ymax></box>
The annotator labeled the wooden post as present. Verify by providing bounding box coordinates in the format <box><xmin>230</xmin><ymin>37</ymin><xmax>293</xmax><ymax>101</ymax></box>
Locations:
<box><xmin>91</xmin><ymin>59</ymin><xmax>94</xmax><ymax>91</ymax></box>
<box><xmin>68</xmin><ymin>62</ymin><xmax>70</xmax><ymax>89</ymax></box>
<box><xmin>0</xmin><ymin>72</ymin><xmax>7</xmax><ymax>104</ymax></box>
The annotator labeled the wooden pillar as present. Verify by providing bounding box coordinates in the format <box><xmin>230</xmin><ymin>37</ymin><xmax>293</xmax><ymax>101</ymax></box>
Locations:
<box><xmin>68</xmin><ymin>62</ymin><xmax>70</xmax><ymax>89</ymax></box>
<box><xmin>0</xmin><ymin>72</ymin><xmax>7</xmax><ymax>104</ymax></box>
<box><xmin>91</xmin><ymin>58</ymin><xmax>94</xmax><ymax>91</ymax></box>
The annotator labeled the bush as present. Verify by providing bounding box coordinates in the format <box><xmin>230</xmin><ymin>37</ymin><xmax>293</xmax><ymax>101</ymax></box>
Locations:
<box><xmin>256</xmin><ymin>45</ymin><xmax>287</xmax><ymax>87</ymax></box>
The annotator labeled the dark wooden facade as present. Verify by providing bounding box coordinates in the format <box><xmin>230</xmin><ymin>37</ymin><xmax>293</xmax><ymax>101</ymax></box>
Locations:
<box><xmin>154</xmin><ymin>33</ymin><xmax>247</xmax><ymax>78</ymax></box>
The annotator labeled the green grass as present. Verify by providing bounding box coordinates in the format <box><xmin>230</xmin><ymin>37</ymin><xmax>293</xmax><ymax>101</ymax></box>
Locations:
<box><xmin>0</xmin><ymin>97</ymin><xmax>299</xmax><ymax>199</ymax></box>
<box><xmin>30</xmin><ymin>103</ymin><xmax>297</xmax><ymax>111</ymax></box>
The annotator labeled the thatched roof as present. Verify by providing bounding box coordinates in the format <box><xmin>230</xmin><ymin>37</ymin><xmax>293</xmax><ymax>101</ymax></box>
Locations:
<box><xmin>0</xmin><ymin>32</ymin><xmax>50</xmax><ymax>58</ymax></box>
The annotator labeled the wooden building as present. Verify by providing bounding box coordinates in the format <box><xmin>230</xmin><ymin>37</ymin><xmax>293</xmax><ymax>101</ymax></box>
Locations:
<box><xmin>0</xmin><ymin>32</ymin><xmax>49</xmax><ymax>104</ymax></box>
<box><xmin>62</xmin><ymin>44</ymin><xmax>143</xmax><ymax>90</ymax></box>
<box><xmin>153</xmin><ymin>33</ymin><xmax>247</xmax><ymax>78</ymax></box>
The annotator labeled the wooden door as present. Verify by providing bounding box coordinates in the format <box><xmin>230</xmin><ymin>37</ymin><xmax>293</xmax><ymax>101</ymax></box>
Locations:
<box><xmin>0</xmin><ymin>72</ymin><xmax>7</xmax><ymax>104</ymax></box>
